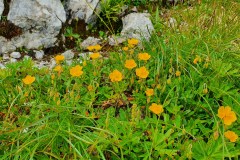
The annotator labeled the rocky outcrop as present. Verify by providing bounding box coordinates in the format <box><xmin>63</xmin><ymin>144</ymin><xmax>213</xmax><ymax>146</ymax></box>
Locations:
<box><xmin>121</xmin><ymin>13</ymin><xmax>154</xmax><ymax>41</ymax></box>
<box><xmin>66</xmin><ymin>0</ymin><xmax>101</xmax><ymax>25</ymax></box>
<box><xmin>0</xmin><ymin>0</ymin><xmax>66</xmax><ymax>54</ymax></box>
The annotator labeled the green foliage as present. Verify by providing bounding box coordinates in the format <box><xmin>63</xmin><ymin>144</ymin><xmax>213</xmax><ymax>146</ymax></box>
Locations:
<box><xmin>0</xmin><ymin>0</ymin><xmax>240</xmax><ymax>159</ymax></box>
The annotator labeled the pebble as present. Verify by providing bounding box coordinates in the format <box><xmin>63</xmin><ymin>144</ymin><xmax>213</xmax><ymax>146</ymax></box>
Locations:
<box><xmin>62</xmin><ymin>50</ymin><xmax>74</xmax><ymax>60</ymax></box>
<box><xmin>3</xmin><ymin>54</ymin><xmax>10</xmax><ymax>60</ymax></box>
<box><xmin>10</xmin><ymin>58</ymin><xmax>17</xmax><ymax>63</ymax></box>
<box><xmin>10</xmin><ymin>52</ymin><xmax>21</xmax><ymax>59</ymax></box>
<box><xmin>34</xmin><ymin>50</ymin><xmax>44</xmax><ymax>60</ymax></box>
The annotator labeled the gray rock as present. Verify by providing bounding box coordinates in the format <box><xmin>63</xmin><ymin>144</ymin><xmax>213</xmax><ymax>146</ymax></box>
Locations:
<box><xmin>3</xmin><ymin>54</ymin><xmax>10</xmax><ymax>60</ymax></box>
<box><xmin>108</xmin><ymin>35</ymin><xmax>127</xmax><ymax>46</ymax></box>
<box><xmin>10</xmin><ymin>58</ymin><xmax>17</xmax><ymax>63</ymax></box>
<box><xmin>10</xmin><ymin>52</ymin><xmax>21</xmax><ymax>59</ymax></box>
<box><xmin>49</xmin><ymin>58</ymin><xmax>57</xmax><ymax>69</ymax></box>
<box><xmin>61</xmin><ymin>50</ymin><xmax>74</xmax><ymax>60</ymax></box>
<box><xmin>34</xmin><ymin>50</ymin><xmax>44</xmax><ymax>60</ymax></box>
<box><xmin>66</xmin><ymin>0</ymin><xmax>100</xmax><ymax>25</ymax></box>
<box><xmin>81</xmin><ymin>37</ymin><xmax>101</xmax><ymax>49</ymax></box>
<box><xmin>0</xmin><ymin>37</ymin><xmax>16</xmax><ymax>54</ymax></box>
<box><xmin>0</xmin><ymin>0</ymin><xmax>3</xmax><ymax>20</ymax></box>
<box><xmin>0</xmin><ymin>0</ymin><xmax>66</xmax><ymax>53</ymax></box>
<box><xmin>121</xmin><ymin>13</ymin><xmax>154</xmax><ymax>41</ymax></box>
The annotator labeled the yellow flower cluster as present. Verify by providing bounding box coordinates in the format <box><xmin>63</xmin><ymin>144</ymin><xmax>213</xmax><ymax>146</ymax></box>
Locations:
<box><xmin>87</xmin><ymin>44</ymin><xmax>102</xmax><ymax>52</ymax></box>
<box><xmin>217</xmin><ymin>106</ymin><xmax>237</xmax><ymax>125</ymax></box>
<box><xmin>217</xmin><ymin>106</ymin><xmax>238</xmax><ymax>143</ymax></box>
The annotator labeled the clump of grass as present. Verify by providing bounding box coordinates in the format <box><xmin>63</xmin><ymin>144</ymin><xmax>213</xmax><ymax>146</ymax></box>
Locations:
<box><xmin>0</xmin><ymin>0</ymin><xmax>239</xmax><ymax>159</ymax></box>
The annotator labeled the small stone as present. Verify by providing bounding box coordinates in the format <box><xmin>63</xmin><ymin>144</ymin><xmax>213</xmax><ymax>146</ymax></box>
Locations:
<box><xmin>3</xmin><ymin>54</ymin><xmax>10</xmax><ymax>60</ymax></box>
<box><xmin>10</xmin><ymin>58</ymin><xmax>17</xmax><ymax>63</ymax></box>
<box><xmin>108</xmin><ymin>36</ymin><xmax>127</xmax><ymax>46</ymax></box>
<box><xmin>61</xmin><ymin>50</ymin><xmax>74</xmax><ymax>60</ymax></box>
<box><xmin>10</xmin><ymin>52</ymin><xmax>21</xmax><ymax>59</ymax></box>
<box><xmin>49</xmin><ymin>58</ymin><xmax>57</xmax><ymax>69</ymax></box>
<box><xmin>34</xmin><ymin>50</ymin><xmax>44</xmax><ymax>60</ymax></box>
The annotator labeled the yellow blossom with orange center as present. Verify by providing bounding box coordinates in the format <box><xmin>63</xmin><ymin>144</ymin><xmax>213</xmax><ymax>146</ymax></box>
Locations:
<box><xmin>22</xmin><ymin>75</ymin><xmax>36</xmax><ymax>85</ymax></box>
<box><xmin>149</xmin><ymin>103</ymin><xmax>164</xmax><ymax>115</ymax></box>
<box><xmin>55</xmin><ymin>55</ymin><xmax>65</xmax><ymax>64</ymax></box>
<box><xmin>109</xmin><ymin>70</ymin><xmax>123</xmax><ymax>82</ymax></box>
<box><xmin>218</xmin><ymin>106</ymin><xmax>237</xmax><ymax>125</ymax></box>
<box><xmin>70</xmin><ymin>65</ymin><xmax>83</xmax><ymax>77</ymax></box>
<box><xmin>145</xmin><ymin>88</ymin><xmax>154</xmax><ymax>97</ymax></box>
<box><xmin>125</xmin><ymin>59</ymin><xmax>137</xmax><ymax>69</ymax></box>
<box><xmin>136</xmin><ymin>67</ymin><xmax>149</xmax><ymax>79</ymax></box>
<box><xmin>128</xmin><ymin>38</ymin><xmax>139</xmax><ymax>46</ymax></box>
<box><xmin>224</xmin><ymin>131</ymin><xmax>238</xmax><ymax>142</ymax></box>
<box><xmin>90</xmin><ymin>52</ymin><xmax>100</xmax><ymax>59</ymax></box>
<box><xmin>138</xmin><ymin>53</ymin><xmax>151</xmax><ymax>61</ymax></box>
<box><xmin>175</xmin><ymin>70</ymin><xmax>181</xmax><ymax>77</ymax></box>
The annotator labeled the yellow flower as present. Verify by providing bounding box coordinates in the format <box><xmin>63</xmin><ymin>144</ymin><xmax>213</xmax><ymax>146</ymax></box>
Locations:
<box><xmin>175</xmin><ymin>70</ymin><xmax>181</xmax><ymax>77</ymax></box>
<box><xmin>87</xmin><ymin>45</ymin><xmax>102</xmax><ymax>52</ymax></box>
<box><xmin>22</xmin><ymin>75</ymin><xmax>35</xmax><ymax>85</ymax></box>
<box><xmin>149</xmin><ymin>103</ymin><xmax>164</xmax><ymax>115</ymax></box>
<box><xmin>94</xmin><ymin>45</ymin><xmax>102</xmax><ymax>51</ymax></box>
<box><xmin>54</xmin><ymin>65</ymin><xmax>63</xmax><ymax>72</ymax></box>
<box><xmin>218</xmin><ymin>106</ymin><xmax>237</xmax><ymax>125</ymax></box>
<box><xmin>125</xmin><ymin>59</ymin><xmax>137</xmax><ymax>69</ymax></box>
<box><xmin>138</xmin><ymin>53</ymin><xmax>151</xmax><ymax>61</ymax></box>
<box><xmin>122</xmin><ymin>47</ymin><xmax>129</xmax><ymax>51</ymax></box>
<box><xmin>128</xmin><ymin>38</ymin><xmax>139</xmax><ymax>46</ymax></box>
<box><xmin>193</xmin><ymin>56</ymin><xmax>201</xmax><ymax>64</ymax></box>
<box><xmin>145</xmin><ymin>88</ymin><xmax>154</xmax><ymax>97</ymax></box>
<box><xmin>109</xmin><ymin>70</ymin><xmax>123</xmax><ymax>82</ymax></box>
<box><xmin>87</xmin><ymin>45</ymin><xmax>94</xmax><ymax>51</ymax></box>
<box><xmin>224</xmin><ymin>131</ymin><xmax>238</xmax><ymax>142</ymax></box>
<box><xmin>70</xmin><ymin>65</ymin><xmax>83</xmax><ymax>77</ymax></box>
<box><xmin>136</xmin><ymin>67</ymin><xmax>149</xmax><ymax>79</ymax></box>
<box><xmin>90</xmin><ymin>52</ymin><xmax>100</xmax><ymax>59</ymax></box>
<box><xmin>55</xmin><ymin>55</ymin><xmax>65</xmax><ymax>64</ymax></box>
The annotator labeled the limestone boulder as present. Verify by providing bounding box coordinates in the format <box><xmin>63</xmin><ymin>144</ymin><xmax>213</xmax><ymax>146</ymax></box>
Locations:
<box><xmin>66</xmin><ymin>0</ymin><xmax>100</xmax><ymax>25</ymax></box>
<box><xmin>0</xmin><ymin>0</ymin><xmax>66</xmax><ymax>54</ymax></box>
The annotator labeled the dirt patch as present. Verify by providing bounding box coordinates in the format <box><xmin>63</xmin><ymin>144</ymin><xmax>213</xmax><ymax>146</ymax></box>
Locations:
<box><xmin>0</xmin><ymin>21</ymin><xmax>23</xmax><ymax>39</ymax></box>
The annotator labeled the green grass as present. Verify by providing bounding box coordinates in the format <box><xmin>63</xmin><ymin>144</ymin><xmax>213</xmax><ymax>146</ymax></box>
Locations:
<box><xmin>0</xmin><ymin>0</ymin><xmax>239</xmax><ymax>159</ymax></box>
